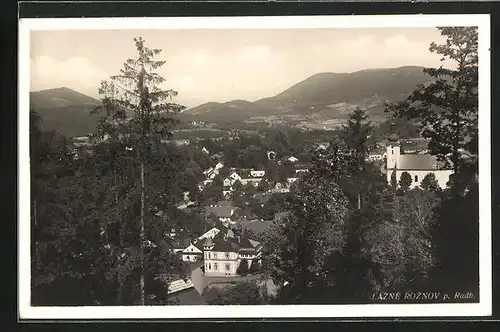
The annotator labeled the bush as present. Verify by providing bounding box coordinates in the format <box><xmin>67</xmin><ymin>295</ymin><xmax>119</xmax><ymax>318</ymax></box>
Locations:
<box><xmin>249</xmin><ymin>260</ymin><xmax>261</xmax><ymax>274</ymax></box>
<box><xmin>203</xmin><ymin>282</ymin><xmax>263</xmax><ymax>305</ymax></box>
<box><xmin>236</xmin><ymin>259</ymin><xmax>249</xmax><ymax>276</ymax></box>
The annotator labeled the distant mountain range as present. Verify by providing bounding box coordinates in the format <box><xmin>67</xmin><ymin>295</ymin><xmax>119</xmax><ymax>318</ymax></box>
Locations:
<box><xmin>30</xmin><ymin>66</ymin><xmax>432</xmax><ymax>137</ymax></box>
<box><xmin>180</xmin><ymin>66</ymin><xmax>432</xmax><ymax>125</ymax></box>
<box><xmin>30</xmin><ymin>87</ymin><xmax>101</xmax><ymax>137</ymax></box>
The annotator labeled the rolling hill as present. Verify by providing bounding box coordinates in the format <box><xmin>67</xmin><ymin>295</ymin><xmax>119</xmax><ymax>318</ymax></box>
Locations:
<box><xmin>182</xmin><ymin>99</ymin><xmax>271</xmax><ymax>123</ymax></box>
<box><xmin>30</xmin><ymin>88</ymin><xmax>101</xmax><ymax>137</ymax></box>
<box><xmin>30</xmin><ymin>66</ymin><xmax>433</xmax><ymax>137</ymax></box>
<box><xmin>181</xmin><ymin>66</ymin><xmax>433</xmax><ymax>125</ymax></box>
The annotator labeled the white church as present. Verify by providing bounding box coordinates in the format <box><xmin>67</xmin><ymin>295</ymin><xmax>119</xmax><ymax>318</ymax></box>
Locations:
<box><xmin>385</xmin><ymin>134</ymin><xmax>453</xmax><ymax>189</ymax></box>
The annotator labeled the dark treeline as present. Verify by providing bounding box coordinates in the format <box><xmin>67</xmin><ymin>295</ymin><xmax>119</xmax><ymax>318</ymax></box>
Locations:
<box><xmin>258</xmin><ymin>27</ymin><xmax>479</xmax><ymax>304</ymax></box>
<box><xmin>198</xmin><ymin>126</ymin><xmax>341</xmax><ymax>169</ymax></box>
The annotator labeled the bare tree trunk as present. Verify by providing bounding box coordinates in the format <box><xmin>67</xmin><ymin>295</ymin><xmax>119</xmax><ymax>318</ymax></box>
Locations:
<box><xmin>33</xmin><ymin>198</ymin><xmax>38</xmax><ymax>261</ymax></box>
<box><xmin>139</xmin><ymin>65</ymin><xmax>147</xmax><ymax>305</ymax></box>
<box><xmin>140</xmin><ymin>162</ymin><xmax>145</xmax><ymax>305</ymax></box>
<box><xmin>357</xmin><ymin>192</ymin><xmax>361</xmax><ymax>210</ymax></box>
<box><xmin>114</xmin><ymin>169</ymin><xmax>118</xmax><ymax>204</ymax></box>
<box><xmin>33</xmin><ymin>198</ymin><xmax>37</xmax><ymax>227</ymax></box>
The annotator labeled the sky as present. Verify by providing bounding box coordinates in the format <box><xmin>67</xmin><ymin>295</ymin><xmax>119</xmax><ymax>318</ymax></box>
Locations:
<box><xmin>30</xmin><ymin>28</ymin><xmax>448</xmax><ymax>108</ymax></box>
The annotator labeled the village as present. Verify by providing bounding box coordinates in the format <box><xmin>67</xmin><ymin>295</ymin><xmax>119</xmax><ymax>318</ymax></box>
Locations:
<box><xmin>155</xmin><ymin>129</ymin><xmax>455</xmax><ymax>304</ymax></box>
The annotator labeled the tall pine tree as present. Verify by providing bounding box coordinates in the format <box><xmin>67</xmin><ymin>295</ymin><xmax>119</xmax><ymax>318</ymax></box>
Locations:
<box><xmin>93</xmin><ymin>37</ymin><xmax>186</xmax><ymax>305</ymax></box>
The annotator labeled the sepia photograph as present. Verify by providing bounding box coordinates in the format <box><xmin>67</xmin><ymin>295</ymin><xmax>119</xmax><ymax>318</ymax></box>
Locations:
<box><xmin>18</xmin><ymin>15</ymin><xmax>491</xmax><ymax>319</ymax></box>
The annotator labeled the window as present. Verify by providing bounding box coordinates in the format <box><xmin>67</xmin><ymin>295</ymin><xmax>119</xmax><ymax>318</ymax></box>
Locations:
<box><xmin>415</xmin><ymin>175</ymin><xmax>419</xmax><ymax>182</ymax></box>
<box><xmin>208</xmin><ymin>252</ymin><xmax>211</xmax><ymax>259</ymax></box>
<box><xmin>214</xmin><ymin>263</ymin><xmax>218</xmax><ymax>271</ymax></box>
<box><xmin>208</xmin><ymin>263</ymin><xmax>211</xmax><ymax>270</ymax></box>
<box><xmin>226</xmin><ymin>253</ymin><xmax>230</xmax><ymax>259</ymax></box>
<box><xmin>225</xmin><ymin>264</ymin><xmax>231</xmax><ymax>271</ymax></box>
<box><xmin>213</xmin><ymin>252</ymin><xmax>217</xmax><ymax>259</ymax></box>
<box><xmin>392</xmin><ymin>149</ymin><xmax>394</xmax><ymax>155</ymax></box>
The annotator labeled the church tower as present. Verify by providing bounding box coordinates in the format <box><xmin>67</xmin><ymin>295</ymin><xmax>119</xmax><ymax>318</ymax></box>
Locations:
<box><xmin>386</xmin><ymin>123</ymin><xmax>400</xmax><ymax>170</ymax></box>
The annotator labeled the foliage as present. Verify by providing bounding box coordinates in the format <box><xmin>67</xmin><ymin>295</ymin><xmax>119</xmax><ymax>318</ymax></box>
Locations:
<box><xmin>256</xmin><ymin>179</ymin><xmax>271</xmax><ymax>193</ymax></box>
<box><xmin>249</xmin><ymin>260</ymin><xmax>261</xmax><ymax>274</ymax></box>
<box><xmin>203</xmin><ymin>281</ymin><xmax>264</xmax><ymax>305</ymax></box>
<box><xmin>342</xmin><ymin>107</ymin><xmax>374</xmax><ymax>157</ymax></box>
<box><xmin>373</xmin><ymin>117</ymin><xmax>421</xmax><ymax>140</ymax></box>
<box><xmin>430</xmin><ymin>183</ymin><xmax>479</xmax><ymax>293</ymax></box>
<box><xmin>218</xmin><ymin>166</ymin><xmax>231</xmax><ymax>178</ymax></box>
<box><xmin>366</xmin><ymin>188</ymin><xmax>439</xmax><ymax>292</ymax></box>
<box><xmin>390</xmin><ymin>168</ymin><xmax>398</xmax><ymax>190</ymax></box>
<box><xmin>276</xmin><ymin>160</ymin><xmax>296</xmax><ymax>183</ymax></box>
<box><xmin>237</xmin><ymin>259</ymin><xmax>250</xmax><ymax>276</ymax></box>
<box><xmin>263</xmin><ymin>173</ymin><xmax>349</xmax><ymax>303</ymax></box>
<box><xmin>386</xmin><ymin>27</ymin><xmax>478</xmax><ymax>190</ymax></box>
<box><xmin>32</xmin><ymin>37</ymin><xmax>190</xmax><ymax>306</ymax></box>
<box><xmin>420</xmin><ymin>173</ymin><xmax>442</xmax><ymax>193</ymax></box>
<box><xmin>204</xmin><ymin>176</ymin><xmax>223</xmax><ymax>203</ymax></box>
<box><xmin>398</xmin><ymin>172</ymin><xmax>412</xmax><ymax>194</ymax></box>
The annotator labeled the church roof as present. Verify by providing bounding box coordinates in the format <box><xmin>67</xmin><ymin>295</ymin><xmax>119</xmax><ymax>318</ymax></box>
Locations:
<box><xmin>397</xmin><ymin>154</ymin><xmax>439</xmax><ymax>170</ymax></box>
<box><xmin>203</xmin><ymin>237</ymin><xmax>215</xmax><ymax>247</ymax></box>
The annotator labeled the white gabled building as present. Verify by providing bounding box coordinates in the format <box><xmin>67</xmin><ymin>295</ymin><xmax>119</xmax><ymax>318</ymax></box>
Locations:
<box><xmin>229</xmin><ymin>171</ymin><xmax>241</xmax><ymax>182</ymax></box>
<box><xmin>250</xmin><ymin>170</ymin><xmax>265</xmax><ymax>178</ymax></box>
<box><xmin>203</xmin><ymin>162</ymin><xmax>225</xmax><ymax>180</ymax></box>
<box><xmin>240</xmin><ymin>178</ymin><xmax>263</xmax><ymax>187</ymax></box>
<box><xmin>386</xmin><ymin>134</ymin><xmax>453</xmax><ymax>189</ymax></box>
<box><xmin>181</xmin><ymin>242</ymin><xmax>203</xmax><ymax>262</ymax></box>
<box><xmin>223</xmin><ymin>178</ymin><xmax>232</xmax><ymax>187</ymax></box>
<box><xmin>198</xmin><ymin>226</ymin><xmax>221</xmax><ymax>240</ymax></box>
<box><xmin>201</xmin><ymin>227</ymin><xmax>263</xmax><ymax>277</ymax></box>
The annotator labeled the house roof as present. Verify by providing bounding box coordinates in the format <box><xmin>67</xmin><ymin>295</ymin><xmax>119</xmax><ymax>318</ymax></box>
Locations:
<box><xmin>205</xmin><ymin>206</ymin><xmax>234</xmax><ymax>218</ymax></box>
<box><xmin>203</xmin><ymin>237</ymin><xmax>215</xmax><ymax>247</ymax></box>
<box><xmin>171</xmin><ymin>238</ymin><xmax>191</xmax><ymax>249</ymax></box>
<box><xmin>207</xmin><ymin>230</ymin><xmax>262</xmax><ymax>254</ymax></box>
<box><xmin>168</xmin><ymin>278</ymin><xmax>194</xmax><ymax>294</ymax></box>
<box><xmin>397</xmin><ymin>154</ymin><xmax>449</xmax><ymax>170</ymax></box>
<box><xmin>242</xmin><ymin>220</ymin><xmax>272</xmax><ymax>233</ymax></box>
<box><xmin>238</xmin><ymin>237</ymin><xmax>255</xmax><ymax>250</ymax></box>
<box><xmin>248</xmin><ymin>239</ymin><xmax>261</xmax><ymax>248</ymax></box>
<box><xmin>198</xmin><ymin>226</ymin><xmax>220</xmax><ymax>239</ymax></box>
<box><xmin>241</xmin><ymin>178</ymin><xmax>262</xmax><ymax>182</ymax></box>
<box><xmin>191</xmin><ymin>240</ymin><xmax>204</xmax><ymax>251</ymax></box>
<box><xmin>212</xmin><ymin>239</ymin><xmax>238</xmax><ymax>253</ymax></box>
<box><xmin>250</xmin><ymin>170</ymin><xmax>266</xmax><ymax>177</ymax></box>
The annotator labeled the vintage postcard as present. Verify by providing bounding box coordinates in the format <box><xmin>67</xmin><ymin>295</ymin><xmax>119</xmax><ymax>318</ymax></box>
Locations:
<box><xmin>18</xmin><ymin>14</ymin><xmax>491</xmax><ymax>319</ymax></box>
